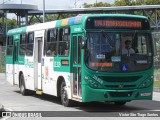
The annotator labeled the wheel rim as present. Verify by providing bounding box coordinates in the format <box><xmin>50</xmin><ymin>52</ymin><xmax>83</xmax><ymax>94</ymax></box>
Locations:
<box><xmin>61</xmin><ymin>82</ymin><xmax>68</xmax><ymax>104</ymax></box>
<box><xmin>20</xmin><ymin>75</ymin><xmax>25</xmax><ymax>94</ymax></box>
<box><xmin>20</xmin><ymin>82</ymin><xmax>24</xmax><ymax>94</ymax></box>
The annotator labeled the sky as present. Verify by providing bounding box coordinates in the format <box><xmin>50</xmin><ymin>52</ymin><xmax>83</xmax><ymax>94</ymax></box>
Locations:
<box><xmin>2</xmin><ymin>0</ymin><xmax>115</xmax><ymax>19</ymax></box>
<box><xmin>1</xmin><ymin>0</ymin><xmax>115</xmax><ymax>9</ymax></box>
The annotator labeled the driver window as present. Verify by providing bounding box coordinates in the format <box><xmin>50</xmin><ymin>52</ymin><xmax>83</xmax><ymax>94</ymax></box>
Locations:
<box><xmin>137</xmin><ymin>35</ymin><xmax>147</xmax><ymax>54</ymax></box>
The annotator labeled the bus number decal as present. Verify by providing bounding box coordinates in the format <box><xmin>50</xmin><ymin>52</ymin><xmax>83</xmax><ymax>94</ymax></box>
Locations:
<box><xmin>54</xmin><ymin>61</ymin><xmax>61</xmax><ymax>68</ymax></box>
<box><xmin>93</xmin><ymin>75</ymin><xmax>103</xmax><ymax>84</ymax></box>
<box><xmin>25</xmin><ymin>59</ymin><xmax>34</xmax><ymax>68</ymax></box>
<box><xmin>74</xmin><ymin>27</ymin><xmax>82</xmax><ymax>32</ymax></box>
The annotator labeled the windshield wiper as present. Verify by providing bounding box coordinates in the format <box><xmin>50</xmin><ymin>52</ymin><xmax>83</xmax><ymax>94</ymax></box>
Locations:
<box><xmin>101</xmin><ymin>30</ymin><xmax>112</xmax><ymax>43</ymax></box>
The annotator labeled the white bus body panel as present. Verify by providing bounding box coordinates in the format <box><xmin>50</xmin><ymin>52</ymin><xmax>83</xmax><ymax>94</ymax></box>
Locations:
<box><xmin>6</xmin><ymin>64</ymin><xmax>13</xmax><ymax>85</ymax></box>
<box><xmin>13</xmin><ymin>64</ymin><xmax>19</xmax><ymax>85</ymax></box>
<box><xmin>42</xmin><ymin>57</ymin><xmax>56</xmax><ymax>95</ymax></box>
<box><xmin>24</xmin><ymin>57</ymin><xmax>35</xmax><ymax>91</ymax></box>
<box><xmin>42</xmin><ymin>57</ymin><xmax>71</xmax><ymax>98</ymax></box>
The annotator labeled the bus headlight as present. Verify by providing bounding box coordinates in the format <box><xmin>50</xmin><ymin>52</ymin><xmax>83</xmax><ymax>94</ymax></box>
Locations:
<box><xmin>89</xmin><ymin>79</ymin><xmax>93</xmax><ymax>83</ymax></box>
<box><xmin>84</xmin><ymin>76</ymin><xmax>101</xmax><ymax>88</ymax></box>
<box><xmin>139</xmin><ymin>76</ymin><xmax>153</xmax><ymax>88</ymax></box>
<box><xmin>93</xmin><ymin>83</ymin><xmax>98</xmax><ymax>88</ymax></box>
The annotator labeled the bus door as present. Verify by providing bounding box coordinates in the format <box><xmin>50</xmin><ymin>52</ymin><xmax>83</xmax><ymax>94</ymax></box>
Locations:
<box><xmin>72</xmin><ymin>35</ymin><xmax>83</xmax><ymax>98</ymax></box>
<box><xmin>34</xmin><ymin>30</ymin><xmax>44</xmax><ymax>90</ymax></box>
<box><xmin>13</xmin><ymin>35</ymin><xmax>20</xmax><ymax>85</ymax></box>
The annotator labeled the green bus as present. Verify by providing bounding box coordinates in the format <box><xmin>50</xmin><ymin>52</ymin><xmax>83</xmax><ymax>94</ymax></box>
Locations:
<box><xmin>6</xmin><ymin>14</ymin><xmax>154</xmax><ymax>106</ymax></box>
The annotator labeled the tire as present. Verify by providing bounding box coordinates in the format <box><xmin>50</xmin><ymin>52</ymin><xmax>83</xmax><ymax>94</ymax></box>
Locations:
<box><xmin>20</xmin><ymin>74</ymin><xmax>30</xmax><ymax>95</ymax></box>
<box><xmin>114</xmin><ymin>102</ymin><xmax>126</xmax><ymax>106</ymax></box>
<box><xmin>60</xmin><ymin>81</ymin><xmax>73</xmax><ymax>107</ymax></box>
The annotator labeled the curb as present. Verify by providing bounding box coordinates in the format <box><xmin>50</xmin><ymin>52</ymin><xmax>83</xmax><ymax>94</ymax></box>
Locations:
<box><xmin>154</xmin><ymin>87</ymin><xmax>160</xmax><ymax>92</ymax></box>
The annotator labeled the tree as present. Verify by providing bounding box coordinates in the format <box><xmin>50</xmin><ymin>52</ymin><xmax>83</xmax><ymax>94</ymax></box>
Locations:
<box><xmin>82</xmin><ymin>2</ymin><xmax>111</xmax><ymax>8</ymax></box>
<box><xmin>114</xmin><ymin>0</ymin><xmax>159</xmax><ymax>6</ymax></box>
<box><xmin>0</xmin><ymin>18</ymin><xmax>17</xmax><ymax>29</ymax></box>
<box><xmin>114</xmin><ymin>0</ymin><xmax>136</xmax><ymax>6</ymax></box>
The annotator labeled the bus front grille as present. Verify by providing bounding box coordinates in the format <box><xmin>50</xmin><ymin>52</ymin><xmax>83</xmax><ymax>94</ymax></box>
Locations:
<box><xmin>109</xmin><ymin>92</ymin><xmax>133</xmax><ymax>97</ymax></box>
<box><xmin>105</xmin><ymin>85</ymin><xmax>136</xmax><ymax>89</ymax></box>
<box><xmin>99</xmin><ymin>76</ymin><xmax>142</xmax><ymax>82</ymax></box>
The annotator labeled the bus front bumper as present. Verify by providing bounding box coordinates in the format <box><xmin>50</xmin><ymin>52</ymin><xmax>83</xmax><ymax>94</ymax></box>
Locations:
<box><xmin>82</xmin><ymin>85</ymin><xmax>153</xmax><ymax>102</ymax></box>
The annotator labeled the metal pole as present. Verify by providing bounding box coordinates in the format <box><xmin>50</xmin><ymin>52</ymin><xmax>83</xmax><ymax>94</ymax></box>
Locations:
<box><xmin>5</xmin><ymin>11</ymin><xmax>7</xmax><ymax>35</ymax></box>
<box><xmin>75</xmin><ymin>0</ymin><xmax>76</xmax><ymax>8</ymax></box>
<box><xmin>43</xmin><ymin>0</ymin><xmax>45</xmax><ymax>23</ymax></box>
<box><xmin>96</xmin><ymin>0</ymin><xmax>97</xmax><ymax>6</ymax></box>
<box><xmin>74</xmin><ymin>0</ymin><xmax>80</xmax><ymax>8</ymax></box>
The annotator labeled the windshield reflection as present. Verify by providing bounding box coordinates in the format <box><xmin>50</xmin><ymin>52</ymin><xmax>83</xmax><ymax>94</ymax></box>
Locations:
<box><xmin>85</xmin><ymin>32</ymin><xmax>152</xmax><ymax>72</ymax></box>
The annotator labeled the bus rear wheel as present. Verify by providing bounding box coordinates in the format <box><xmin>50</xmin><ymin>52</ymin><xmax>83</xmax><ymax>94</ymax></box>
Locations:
<box><xmin>20</xmin><ymin>74</ymin><xmax>29</xmax><ymax>95</ymax></box>
<box><xmin>60</xmin><ymin>81</ymin><xmax>73</xmax><ymax>107</ymax></box>
<box><xmin>114</xmin><ymin>102</ymin><xmax>126</xmax><ymax>106</ymax></box>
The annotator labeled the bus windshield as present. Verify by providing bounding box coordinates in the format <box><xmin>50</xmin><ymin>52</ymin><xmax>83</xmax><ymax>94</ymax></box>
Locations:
<box><xmin>85</xmin><ymin>31</ymin><xmax>152</xmax><ymax>72</ymax></box>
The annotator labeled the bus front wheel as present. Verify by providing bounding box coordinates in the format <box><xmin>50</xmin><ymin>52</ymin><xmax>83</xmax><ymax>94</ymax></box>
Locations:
<box><xmin>60</xmin><ymin>81</ymin><xmax>73</xmax><ymax>107</ymax></box>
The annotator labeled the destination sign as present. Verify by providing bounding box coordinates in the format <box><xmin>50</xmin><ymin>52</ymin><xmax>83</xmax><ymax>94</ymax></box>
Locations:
<box><xmin>86</xmin><ymin>17</ymin><xmax>150</xmax><ymax>30</ymax></box>
<box><xmin>94</xmin><ymin>20</ymin><xmax>142</xmax><ymax>28</ymax></box>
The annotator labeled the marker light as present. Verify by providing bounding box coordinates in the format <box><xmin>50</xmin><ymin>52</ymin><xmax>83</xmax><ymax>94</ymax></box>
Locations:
<box><xmin>94</xmin><ymin>83</ymin><xmax>98</xmax><ymax>88</ymax></box>
<box><xmin>89</xmin><ymin>80</ymin><xmax>93</xmax><ymax>83</ymax></box>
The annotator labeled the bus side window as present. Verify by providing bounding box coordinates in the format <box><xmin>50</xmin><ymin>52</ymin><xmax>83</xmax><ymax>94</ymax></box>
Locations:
<box><xmin>26</xmin><ymin>32</ymin><xmax>34</xmax><ymax>56</ymax></box>
<box><xmin>7</xmin><ymin>36</ymin><xmax>13</xmax><ymax>56</ymax></box>
<box><xmin>46</xmin><ymin>29</ymin><xmax>58</xmax><ymax>57</ymax></box>
<box><xmin>19</xmin><ymin>33</ymin><xmax>26</xmax><ymax>56</ymax></box>
<box><xmin>58</xmin><ymin>27</ymin><xmax>70</xmax><ymax>56</ymax></box>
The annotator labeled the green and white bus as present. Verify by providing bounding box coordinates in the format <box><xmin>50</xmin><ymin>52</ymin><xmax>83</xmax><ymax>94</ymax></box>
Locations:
<box><xmin>6</xmin><ymin>14</ymin><xmax>154</xmax><ymax>106</ymax></box>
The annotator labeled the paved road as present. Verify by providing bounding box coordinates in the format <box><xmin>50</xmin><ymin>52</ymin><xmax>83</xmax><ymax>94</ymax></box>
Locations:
<box><xmin>0</xmin><ymin>73</ymin><xmax>160</xmax><ymax>120</ymax></box>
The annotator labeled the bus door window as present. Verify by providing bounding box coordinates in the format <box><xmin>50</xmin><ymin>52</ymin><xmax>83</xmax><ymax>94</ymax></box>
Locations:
<box><xmin>73</xmin><ymin>36</ymin><xmax>77</xmax><ymax>64</ymax></box>
<box><xmin>38</xmin><ymin>39</ymin><xmax>42</xmax><ymax>63</ymax></box>
<box><xmin>58</xmin><ymin>27</ymin><xmax>70</xmax><ymax>56</ymax></box>
<box><xmin>14</xmin><ymin>42</ymin><xmax>18</xmax><ymax>62</ymax></box>
<box><xmin>73</xmin><ymin>35</ymin><xmax>82</xmax><ymax>96</ymax></box>
<box><xmin>78</xmin><ymin>36</ymin><xmax>82</xmax><ymax>96</ymax></box>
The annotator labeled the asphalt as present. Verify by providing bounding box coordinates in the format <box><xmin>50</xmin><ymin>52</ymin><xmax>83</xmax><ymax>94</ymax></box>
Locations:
<box><xmin>0</xmin><ymin>73</ymin><xmax>160</xmax><ymax>112</ymax></box>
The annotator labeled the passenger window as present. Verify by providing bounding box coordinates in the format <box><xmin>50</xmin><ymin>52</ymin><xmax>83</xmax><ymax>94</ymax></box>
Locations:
<box><xmin>46</xmin><ymin>29</ymin><xmax>57</xmax><ymax>57</ymax></box>
<box><xmin>26</xmin><ymin>32</ymin><xmax>34</xmax><ymax>56</ymax></box>
<box><xmin>58</xmin><ymin>27</ymin><xmax>70</xmax><ymax>56</ymax></box>
<box><xmin>19</xmin><ymin>33</ymin><xmax>26</xmax><ymax>56</ymax></box>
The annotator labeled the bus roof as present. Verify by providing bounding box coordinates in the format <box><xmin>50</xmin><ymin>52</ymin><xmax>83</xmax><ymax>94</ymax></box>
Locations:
<box><xmin>7</xmin><ymin>14</ymin><xmax>148</xmax><ymax>35</ymax></box>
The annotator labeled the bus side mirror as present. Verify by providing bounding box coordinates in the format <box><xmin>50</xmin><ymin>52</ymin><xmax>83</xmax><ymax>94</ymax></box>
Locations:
<box><xmin>81</xmin><ymin>36</ymin><xmax>87</xmax><ymax>49</ymax></box>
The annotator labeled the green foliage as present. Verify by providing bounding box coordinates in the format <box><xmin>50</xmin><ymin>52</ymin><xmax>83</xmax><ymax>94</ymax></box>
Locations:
<box><xmin>83</xmin><ymin>2</ymin><xmax>111</xmax><ymax>8</ymax></box>
<box><xmin>0</xmin><ymin>66</ymin><xmax>5</xmax><ymax>73</ymax></box>
<box><xmin>0</xmin><ymin>46</ymin><xmax>6</xmax><ymax>73</ymax></box>
<box><xmin>0</xmin><ymin>18</ymin><xmax>17</xmax><ymax>29</ymax></box>
<box><xmin>82</xmin><ymin>0</ymin><xmax>160</xmax><ymax>8</ymax></box>
<box><xmin>28</xmin><ymin>16</ymin><xmax>43</xmax><ymax>25</ymax></box>
<box><xmin>154</xmin><ymin>81</ymin><xmax>160</xmax><ymax>88</ymax></box>
<box><xmin>114</xmin><ymin>0</ymin><xmax>159</xmax><ymax>6</ymax></box>
<box><xmin>114</xmin><ymin>0</ymin><xmax>136</xmax><ymax>6</ymax></box>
